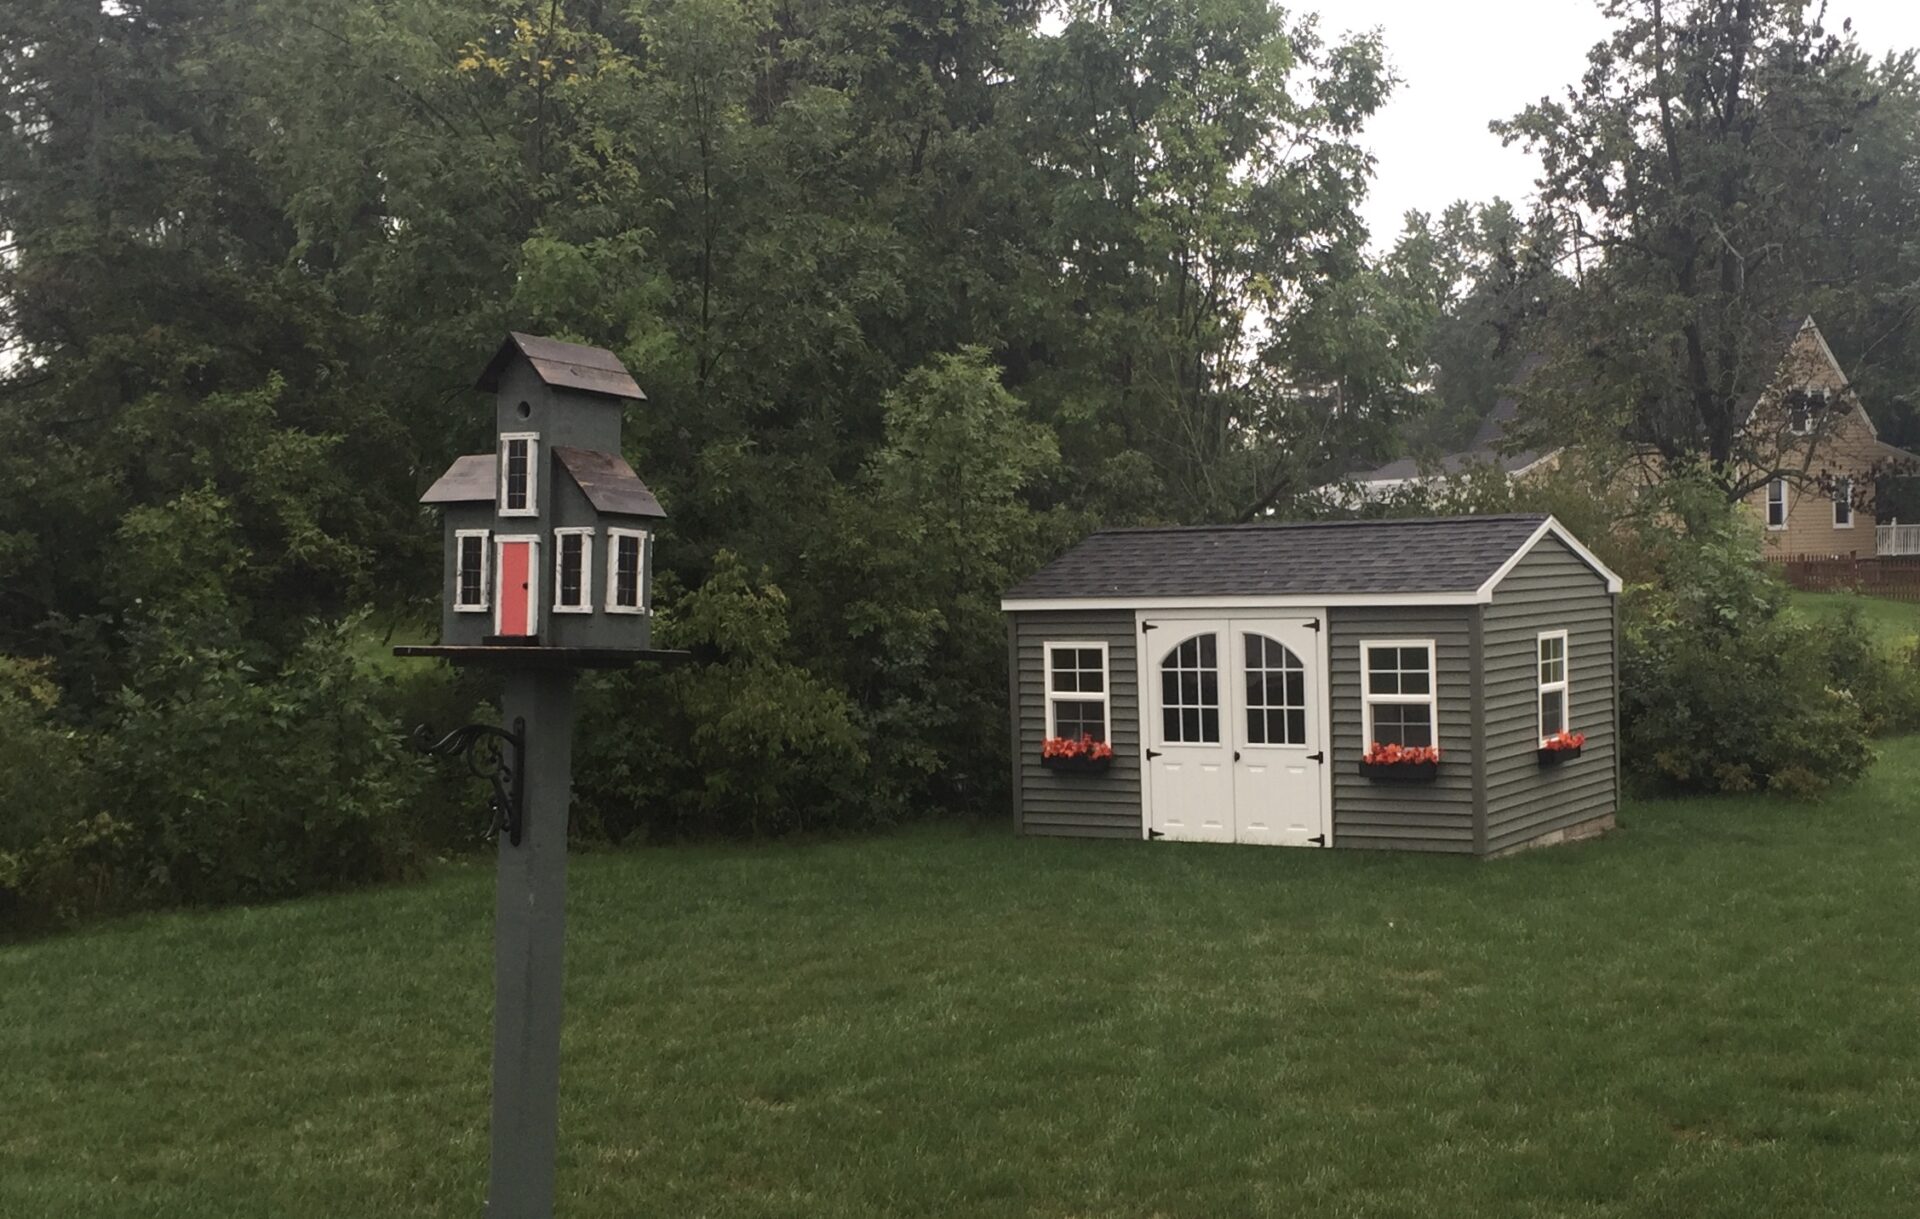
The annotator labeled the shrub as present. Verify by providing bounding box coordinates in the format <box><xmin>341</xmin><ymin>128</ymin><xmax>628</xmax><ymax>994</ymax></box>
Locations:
<box><xmin>1619</xmin><ymin>484</ymin><xmax>1875</xmax><ymax>796</ymax></box>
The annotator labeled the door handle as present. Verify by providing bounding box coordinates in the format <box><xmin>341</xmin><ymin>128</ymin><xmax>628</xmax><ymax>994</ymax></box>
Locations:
<box><xmin>1234</xmin><ymin>750</ymin><xmax>1241</xmax><ymax>762</ymax></box>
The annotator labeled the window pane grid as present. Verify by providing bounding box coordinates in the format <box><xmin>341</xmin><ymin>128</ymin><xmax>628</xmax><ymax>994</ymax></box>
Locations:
<box><xmin>1244</xmin><ymin>634</ymin><xmax>1306</xmax><ymax>746</ymax></box>
<box><xmin>1362</xmin><ymin>641</ymin><xmax>1437</xmax><ymax>750</ymax></box>
<box><xmin>1046</xmin><ymin>644</ymin><xmax>1109</xmax><ymax>742</ymax></box>
<box><xmin>504</xmin><ymin>439</ymin><xmax>530</xmax><ymax>511</ymax></box>
<box><xmin>1538</xmin><ymin>633</ymin><xmax>1571</xmax><ymax>741</ymax></box>
<box><xmin>1160</xmin><ymin>634</ymin><xmax>1220</xmax><ymax>744</ymax></box>
<box><xmin>557</xmin><ymin>534</ymin><xmax>585</xmax><ymax>607</ymax></box>
<box><xmin>613</xmin><ymin>535</ymin><xmax>642</xmax><ymax>607</ymax></box>
<box><xmin>457</xmin><ymin>535</ymin><xmax>485</xmax><ymax>607</ymax></box>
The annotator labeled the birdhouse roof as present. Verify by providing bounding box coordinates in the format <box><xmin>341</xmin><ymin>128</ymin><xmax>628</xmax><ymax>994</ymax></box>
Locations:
<box><xmin>474</xmin><ymin>332</ymin><xmax>647</xmax><ymax>401</ymax></box>
<box><xmin>420</xmin><ymin>454</ymin><xmax>496</xmax><ymax>504</ymax></box>
<box><xmin>554</xmin><ymin>447</ymin><xmax>665</xmax><ymax>517</ymax></box>
<box><xmin>418</xmin><ymin>449</ymin><xmax>666</xmax><ymax>519</ymax></box>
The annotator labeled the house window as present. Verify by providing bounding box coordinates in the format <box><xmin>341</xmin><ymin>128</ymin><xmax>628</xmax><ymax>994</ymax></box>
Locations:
<box><xmin>1362</xmin><ymin>641</ymin><xmax>1436</xmax><ymax>748</ymax></box>
<box><xmin>500</xmin><ymin>433</ymin><xmax>538</xmax><ymax>516</ymax></box>
<box><xmin>552</xmin><ymin>528</ymin><xmax>593</xmax><ymax>612</ymax></box>
<box><xmin>1538</xmin><ymin>631</ymin><xmax>1569</xmax><ymax>741</ymax></box>
<box><xmin>606</xmin><ymin>528</ymin><xmax>649</xmax><ymax>613</ymax></box>
<box><xmin>454</xmin><ymin>529</ymin><xmax>489</xmax><ymax>612</ymax></box>
<box><xmin>1788</xmin><ymin>389</ymin><xmax>1827</xmax><ymax>437</ymax></box>
<box><xmin>1244</xmin><ymin>633</ymin><xmax>1306</xmax><ymax>745</ymax></box>
<box><xmin>1046</xmin><ymin>642</ymin><xmax>1109</xmax><ymax>742</ymax></box>
<box><xmin>1833</xmin><ymin>476</ymin><xmax>1854</xmax><ymax>528</ymax></box>
<box><xmin>1766</xmin><ymin>478</ymin><xmax>1788</xmax><ymax>530</ymax></box>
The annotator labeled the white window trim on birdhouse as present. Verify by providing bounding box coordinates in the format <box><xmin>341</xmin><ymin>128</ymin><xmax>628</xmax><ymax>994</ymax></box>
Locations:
<box><xmin>499</xmin><ymin>432</ymin><xmax>539</xmax><ymax>517</ymax></box>
<box><xmin>552</xmin><ymin>527</ymin><xmax>594</xmax><ymax>613</ymax></box>
<box><xmin>454</xmin><ymin>528</ymin><xmax>491</xmax><ymax>612</ymax></box>
<box><xmin>606</xmin><ymin>527</ymin><xmax>649</xmax><ymax>614</ymax></box>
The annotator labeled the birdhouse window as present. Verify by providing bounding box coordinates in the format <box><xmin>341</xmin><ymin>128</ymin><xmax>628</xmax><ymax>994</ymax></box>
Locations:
<box><xmin>454</xmin><ymin>529</ymin><xmax>490</xmax><ymax>612</ymax></box>
<box><xmin>500</xmin><ymin>433</ymin><xmax>539</xmax><ymax>517</ymax></box>
<box><xmin>606</xmin><ymin>528</ymin><xmax>648</xmax><ymax>613</ymax></box>
<box><xmin>553</xmin><ymin>529</ymin><xmax>593</xmax><ymax>613</ymax></box>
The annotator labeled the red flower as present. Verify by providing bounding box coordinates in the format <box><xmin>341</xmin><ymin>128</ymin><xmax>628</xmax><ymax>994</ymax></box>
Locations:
<box><xmin>1042</xmin><ymin>733</ymin><xmax>1113</xmax><ymax>761</ymax></box>
<box><xmin>1541</xmin><ymin>729</ymin><xmax>1586</xmax><ymax>752</ymax></box>
<box><xmin>1362</xmin><ymin>742</ymin><xmax>1441</xmax><ymax>766</ymax></box>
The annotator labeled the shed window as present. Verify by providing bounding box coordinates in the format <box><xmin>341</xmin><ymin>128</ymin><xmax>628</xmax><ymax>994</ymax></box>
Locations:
<box><xmin>1362</xmin><ymin>641</ymin><xmax>1435</xmax><ymax>749</ymax></box>
<box><xmin>1045</xmin><ymin>643</ymin><xmax>1109</xmax><ymax>742</ymax></box>
<box><xmin>553</xmin><ymin>529</ymin><xmax>592</xmax><ymax>612</ymax></box>
<box><xmin>1538</xmin><ymin>631</ymin><xmax>1569</xmax><ymax>741</ymax></box>
<box><xmin>606</xmin><ymin>528</ymin><xmax>648</xmax><ymax>612</ymax></box>
<box><xmin>454</xmin><ymin>529</ymin><xmax>489</xmax><ymax>612</ymax></box>
<box><xmin>1833</xmin><ymin>476</ymin><xmax>1854</xmax><ymax>528</ymax></box>
<box><xmin>1766</xmin><ymin>478</ymin><xmax>1787</xmax><ymax>530</ymax></box>
<box><xmin>1244</xmin><ymin>634</ymin><xmax>1306</xmax><ymax>745</ymax></box>
<box><xmin>500</xmin><ymin>433</ymin><xmax>538</xmax><ymax>516</ymax></box>
<box><xmin>1160</xmin><ymin>633</ymin><xmax>1221</xmax><ymax>744</ymax></box>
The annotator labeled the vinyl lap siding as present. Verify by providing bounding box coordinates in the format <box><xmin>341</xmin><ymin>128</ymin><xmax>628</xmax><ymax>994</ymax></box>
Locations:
<box><xmin>1328</xmin><ymin>606</ymin><xmax>1477</xmax><ymax>853</ymax></box>
<box><xmin>1483</xmin><ymin>535</ymin><xmax>1618</xmax><ymax>853</ymax></box>
<box><xmin>1011</xmin><ymin>610</ymin><xmax>1142</xmax><ymax>839</ymax></box>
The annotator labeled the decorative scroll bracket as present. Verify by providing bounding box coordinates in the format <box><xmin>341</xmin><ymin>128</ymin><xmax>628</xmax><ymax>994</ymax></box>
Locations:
<box><xmin>411</xmin><ymin>718</ymin><xmax>528</xmax><ymax>845</ymax></box>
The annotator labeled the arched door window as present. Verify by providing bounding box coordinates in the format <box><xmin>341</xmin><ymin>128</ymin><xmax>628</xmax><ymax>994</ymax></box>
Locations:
<box><xmin>1160</xmin><ymin>634</ymin><xmax>1220</xmax><ymax>743</ymax></box>
<box><xmin>1244</xmin><ymin>634</ymin><xmax>1306</xmax><ymax>745</ymax></box>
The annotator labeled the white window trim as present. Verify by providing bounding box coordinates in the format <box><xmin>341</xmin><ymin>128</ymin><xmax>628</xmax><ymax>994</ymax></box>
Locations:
<box><xmin>605</xmin><ymin>527</ymin><xmax>650</xmax><ymax>614</ymax></box>
<box><xmin>1043</xmin><ymin>641</ymin><xmax>1110</xmax><ymax>741</ymax></box>
<box><xmin>552</xmin><ymin>527</ymin><xmax>594</xmax><ymax>613</ymax></box>
<box><xmin>453</xmin><ymin>528</ymin><xmax>491</xmax><ymax>612</ymax></box>
<box><xmin>1537</xmin><ymin>630</ymin><xmax>1570</xmax><ymax>744</ymax></box>
<box><xmin>1359</xmin><ymin>639</ymin><xmax>1438</xmax><ymax>750</ymax></box>
<box><xmin>1833</xmin><ymin>476</ymin><xmax>1854</xmax><ymax>528</ymax></box>
<box><xmin>1766</xmin><ymin>477</ymin><xmax>1789</xmax><ymax>530</ymax></box>
<box><xmin>498</xmin><ymin>432</ymin><xmax>539</xmax><ymax>517</ymax></box>
<box><xmin>492</xmin><ymin>534</ymin><xmax>541</xmax><ymax>637</ymax></box>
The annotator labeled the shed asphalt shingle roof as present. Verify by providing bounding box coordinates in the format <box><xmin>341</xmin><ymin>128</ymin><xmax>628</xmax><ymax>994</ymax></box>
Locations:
<box><xmin>1006</xmin><ymin>514</ymin><xmax>1551</xmax><ymax>600</ymax></box>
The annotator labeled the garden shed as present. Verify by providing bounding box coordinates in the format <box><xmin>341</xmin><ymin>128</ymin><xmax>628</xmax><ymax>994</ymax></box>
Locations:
<box><xmin>1000</xmin><ymin>514</ymin><xmax>1623</xmax><ymax>857</ymax></box>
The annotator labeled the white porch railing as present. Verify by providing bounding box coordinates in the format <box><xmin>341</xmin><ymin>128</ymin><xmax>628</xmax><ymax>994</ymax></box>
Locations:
<box><xmin>1877</xmin><ymin>522</ymin><xmax>1920</xmax><ymax>556</ymax></box>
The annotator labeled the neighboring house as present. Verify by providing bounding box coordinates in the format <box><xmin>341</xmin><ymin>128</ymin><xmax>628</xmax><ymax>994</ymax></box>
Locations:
<box><xmin>1000</xmin><ymin>514</ymin><xmax>1622</xmax><ymax>857</ymax></box>
<box><xmin>1732</xmin><ymin>317</ymin><xmax>1920</xmax><ymax>557</ymax></box>
<box><xmin>420</xmin><ymin>333</ymin><xmax>666</xmax><ymax>648</ymax></box>
<box><xmin>1328</xmin><ymin>318</ymin><xmax>1919</xmax><ymax>555</ymax></box>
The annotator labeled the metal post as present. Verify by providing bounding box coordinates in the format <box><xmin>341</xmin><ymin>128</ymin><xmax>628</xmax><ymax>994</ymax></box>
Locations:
<box><xmin>489</xmin><ymin>667</ymin><xmax>576</xmax><ymax>1218</ymax></box>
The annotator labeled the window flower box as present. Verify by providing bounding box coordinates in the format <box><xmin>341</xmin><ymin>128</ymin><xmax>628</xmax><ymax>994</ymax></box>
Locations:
<box><xmin>1041</xmin><ymin>734</ymin><xmax>1114</xmax><ymax>775</ymax></box>
<box><xmin>1359</xmin><ymin>743</ymin><xmax>1440</xmax><ymax>783</ymax></box>
<box><xmin>1538</xmin><ymin>730</ymin><xmax>1586</xmax><ymax>766</ymax></box>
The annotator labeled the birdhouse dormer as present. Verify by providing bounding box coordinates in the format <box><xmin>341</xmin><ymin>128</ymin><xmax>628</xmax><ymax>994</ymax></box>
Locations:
<box><xmin>421</xmin><ymin>334</ymin><xmax>665</xmax><ymax>652</ymax></box>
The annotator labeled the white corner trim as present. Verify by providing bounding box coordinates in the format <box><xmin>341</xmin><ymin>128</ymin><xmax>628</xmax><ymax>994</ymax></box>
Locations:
<box><xmin>1476</xmin><ymin>516</ymin><xmax>1625</xmax><ymax>597</ymax></box>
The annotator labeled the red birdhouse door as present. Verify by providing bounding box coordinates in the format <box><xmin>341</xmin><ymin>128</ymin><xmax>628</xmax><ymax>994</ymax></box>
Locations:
<box><xmin>495</xmin><ymin>537</ymin><xmax>539</xmax><ymax>638</ymax></box>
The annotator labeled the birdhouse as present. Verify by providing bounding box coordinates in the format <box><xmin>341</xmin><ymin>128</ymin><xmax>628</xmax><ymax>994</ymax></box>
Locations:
<box><xmin>419</xmin><ymin>333</ymin><xmax>665</xmax><ymax>651</ymax></box>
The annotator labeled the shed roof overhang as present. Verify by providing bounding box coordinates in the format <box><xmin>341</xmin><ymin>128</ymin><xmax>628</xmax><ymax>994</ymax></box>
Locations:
<box><xmin>999</xmin><ymin>515</ymin><xmax>1622</xmax><ymax>612</ymax></box>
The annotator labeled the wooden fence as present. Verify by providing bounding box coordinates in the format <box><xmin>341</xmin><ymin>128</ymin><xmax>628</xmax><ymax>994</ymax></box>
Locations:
<box><xmin>1768</xmin><ymin>553</ymin><xmax>1920</xmax><ymax>602</ymax></box>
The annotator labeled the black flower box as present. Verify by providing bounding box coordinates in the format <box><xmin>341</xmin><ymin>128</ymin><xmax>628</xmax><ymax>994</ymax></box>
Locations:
<box><xmin>1538</xmin><ymin>744</ymin><xmax>1583</xmax><ymax>766</ymax></box>
<box><xmin>1041</xmin><ymin>754</ymin><xmax>1113</xmax><ymax>775</ymax></box>
<box><xmin>1359</xmin><ymin>761</ymin><xmax>1439</xmax><ymax>783</ymax></box>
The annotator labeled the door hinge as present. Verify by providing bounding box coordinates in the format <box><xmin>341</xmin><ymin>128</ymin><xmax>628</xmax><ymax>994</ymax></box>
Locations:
<box><xmin>1308</xmin><ymin>750</ymin><xmax>1325</xmax><ymax>763</ymax></box>
<box><xmin>1148</xmin><ymin>828</ymin><xmax>1164</xmax><ymax>839</ymax></box>
<box><xmin>1308</xmin><ymin>833</ymin><xmax>1326</xmax><ymax>846</ymax></box>
<box><xmin>1145</xmin><ymin>748</ymin><xmax>1161</xmax><ymax>759</ymax></box>
<box><xmin>1142</xmin><ymin>621</ymin><xmax>1157</xmax><ymax>632</ymax></box>
<box><xmin>1304</xmin><ymin>618</ymin><xmax>1321</xmax><ymax>632</ymax></box>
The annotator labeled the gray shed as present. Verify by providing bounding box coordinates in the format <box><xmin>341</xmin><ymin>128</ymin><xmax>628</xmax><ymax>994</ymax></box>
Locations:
<box><xmin>1000</xmin><ymin>514</ymin><xmax>1622</xmax><ymax>857</ymax></box>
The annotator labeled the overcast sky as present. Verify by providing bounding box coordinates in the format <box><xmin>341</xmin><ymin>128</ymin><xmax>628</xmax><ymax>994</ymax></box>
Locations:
<box><xmin>1333</xmin><ymin>0</ymin><xmax>1920</xmax><ymax>248</ymax></box>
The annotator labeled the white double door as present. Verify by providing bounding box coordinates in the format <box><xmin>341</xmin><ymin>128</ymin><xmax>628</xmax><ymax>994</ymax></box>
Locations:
<box><xmin>1143</xmin><ymin>616</ymin><xmax>1330</xmax><ymax>847</ymax></box>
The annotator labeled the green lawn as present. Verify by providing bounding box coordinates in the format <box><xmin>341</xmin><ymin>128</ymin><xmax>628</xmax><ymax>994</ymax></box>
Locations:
<box><xmin>7</xmin><ymin>746</ymin><xmax>1920</xmax><ymax>1218</ymax></box>
<box><xmin>1789</xmin><ymin>589</ymin><xmax>1920</xmax><ymax>651</ymax></box>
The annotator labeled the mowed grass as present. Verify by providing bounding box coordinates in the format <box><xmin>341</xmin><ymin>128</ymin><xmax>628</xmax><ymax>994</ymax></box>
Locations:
<box><xmin>7</xmin><ymin>745</ymin><xmax>1920</xmax><ymax>1218</ymax></box>
<box><xmin>1788</xmin><ymin>589</ymin><xmax>1920</xmax><ymax>651</ymax></box>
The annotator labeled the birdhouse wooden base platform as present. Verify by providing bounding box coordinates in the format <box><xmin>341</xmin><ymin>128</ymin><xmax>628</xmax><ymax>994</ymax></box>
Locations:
<box><xmin>393</xmin><ymin>645</ymin><xmax>689</xmax><ymax>669</ymax></box>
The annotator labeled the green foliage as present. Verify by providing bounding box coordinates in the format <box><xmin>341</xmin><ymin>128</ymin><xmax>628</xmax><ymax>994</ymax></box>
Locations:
<box><xmin>573</xmin><ymin>553</ymin><xmax>869</xmax><ymax>841</ymax></box>
<box><xmin>1619</xmin><ymin>487</ymin><xmax>1874</xmax><ymax>796</ymax></box>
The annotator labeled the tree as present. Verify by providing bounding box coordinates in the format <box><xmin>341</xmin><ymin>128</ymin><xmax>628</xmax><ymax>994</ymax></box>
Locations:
<box><xmin>1493</xmin><ymin>0</ymin><xmax>1901</xmax><ymax>498</ymax></box>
